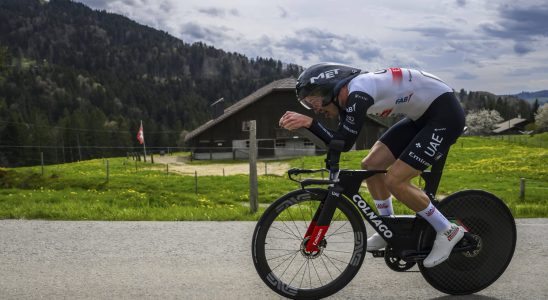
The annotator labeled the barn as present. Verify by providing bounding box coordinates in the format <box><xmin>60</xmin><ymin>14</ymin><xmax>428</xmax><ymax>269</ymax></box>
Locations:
<box><xmin>184</xmin><ymin>78</ymin><xmax>389</xmax><ymax>160</ymax></box>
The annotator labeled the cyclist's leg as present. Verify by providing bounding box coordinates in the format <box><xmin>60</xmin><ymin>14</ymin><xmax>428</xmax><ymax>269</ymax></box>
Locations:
<box><xmin>362</xmin><ymin>117</ymin><xmax>420</xmax><ymax>202</ymax></box>
<box><xmin>361</xmin><ymin>141</ymin><xmax>394</xmax><ymax>201</ymax></box>
<box><xmin>385</xmin><ymin>92</ymin><xmax>466</xmax><ymax>267</ymax></box>
<box><xmin>362</xmin><ymin>118</ymin><xmax>420</xmax><ymax>250</ymax></box>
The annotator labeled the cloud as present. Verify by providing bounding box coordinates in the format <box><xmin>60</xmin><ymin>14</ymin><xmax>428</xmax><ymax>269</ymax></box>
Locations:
<box><xmin>180</xmin><ymin>22</ymin><xmax>230</xmax><ymax>44</ymax></box>
<box><xmin>400</xmin><ymin>26</ymin><xmax>457</xmax><ymax>38</ymax></box>
<box><xmin>505</xmin><ymin>66</ymin><xmax>547</xmax><ymax>76</ymax></box>
<box><xmin>456</xmin><ymin>0</ymin><xmax>466</xmax><ymax>7</ymax></box>
<box><xmin>455</xmin><ymin>71</ymin><xmax>478</xmax><ymax>80</ymax></box>
<box><xmin>276</xmin><ymin>28</ymin><xmax>381</xmax><ymax>64</ymax></box>
<box><xmin>278</xmin><ymin>6</ymin><xmax>288</xmax><ymax>18</ymax></box>
<box><xmin>480</xmin><ymin>3</ymin><xmax>548</xmax><ymax>53</ymax></box>
<box><xmin>196</xmin><ymin>7</ymin><xmax>240</xmax><ymax>18</ymax></box>
<box><xmin>513</xmin><ymin>43</ymin><xmax>533</xmax><ymax>55</ymax></box>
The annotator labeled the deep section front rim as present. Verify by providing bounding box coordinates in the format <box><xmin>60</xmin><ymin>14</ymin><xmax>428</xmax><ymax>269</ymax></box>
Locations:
<box><xmin>252</xmin><ymin>189</ymin><xmax>367</xmax><ymax>300</ymax></box>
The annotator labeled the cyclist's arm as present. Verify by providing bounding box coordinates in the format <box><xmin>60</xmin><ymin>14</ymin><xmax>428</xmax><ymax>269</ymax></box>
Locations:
<box><xmin>308</xmin><ymin>91</ymin><xmax>374</xmax><ymax>151</ymax></box>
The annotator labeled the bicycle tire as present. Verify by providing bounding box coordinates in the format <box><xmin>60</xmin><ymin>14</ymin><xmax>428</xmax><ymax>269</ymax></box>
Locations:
<box><xmin>418</xmin><ymin>190</ymin><xmax>516</xmax><ymax>295</ymax></box>
<box><xmin>252</xmin><ymin>188</ymin><xmax>367</xmax><ymax>300</ymax></box>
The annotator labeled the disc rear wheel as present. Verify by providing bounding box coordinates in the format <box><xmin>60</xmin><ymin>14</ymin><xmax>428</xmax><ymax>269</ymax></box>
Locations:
<box><xmin>419</xmin><ymin>190</ymin><xmax>516</xmax><ymax>295</ymax></box>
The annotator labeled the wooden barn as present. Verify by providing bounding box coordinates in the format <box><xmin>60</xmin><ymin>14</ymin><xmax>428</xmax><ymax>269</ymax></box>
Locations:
<box><xmin>184</xmin><ymin>78</ymin><xmax>389</xmax><ymax>160</ymax></box>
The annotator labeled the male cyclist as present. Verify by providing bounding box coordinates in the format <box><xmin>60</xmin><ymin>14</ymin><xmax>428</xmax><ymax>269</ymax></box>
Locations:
<box><xmin>279</xmin><ymin>63</ymin><xmax>465</xmax><ymax>267</ymax></box>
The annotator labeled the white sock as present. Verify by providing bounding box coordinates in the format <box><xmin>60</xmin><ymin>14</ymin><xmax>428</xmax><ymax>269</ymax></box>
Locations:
<box><xmin>374</xmin><ymin>196</ymin><xmax>394</xmax><ymax>216</ymax></box>
<box><xmin>417</xmin><ymin>202</ymin><xmax>451</xmax><ymax>233</ymax></box>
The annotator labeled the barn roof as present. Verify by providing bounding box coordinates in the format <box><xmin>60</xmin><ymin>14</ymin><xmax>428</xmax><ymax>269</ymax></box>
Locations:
<box><xmin>492</xmin><ymin>118</ymin><xmax>528</xmax><ymax>134</ymax></box>
<box><xmin>184</xmin><ymin>77</ymin><xmax>296</xmax><ymax>142</ymax></box>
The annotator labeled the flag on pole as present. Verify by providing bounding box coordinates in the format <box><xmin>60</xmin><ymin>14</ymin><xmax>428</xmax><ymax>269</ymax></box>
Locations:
<box><xmin>137</xmin><ymin>123</ymin><xmax>145</xmax><ymax>144</ymax></box>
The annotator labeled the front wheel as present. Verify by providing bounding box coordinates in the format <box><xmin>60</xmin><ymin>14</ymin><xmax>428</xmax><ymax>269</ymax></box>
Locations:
<box><xmin>419</xmin><ymin>190</ymin><xmax>516</xmax><ymax>295</ymax></box>
<box><xmin>252</xmin><ymin>188</ymin><xmax>367</xmax><ymax>300</ymax></box>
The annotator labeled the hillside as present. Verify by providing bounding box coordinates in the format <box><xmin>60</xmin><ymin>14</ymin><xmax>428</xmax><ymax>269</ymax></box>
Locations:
<box><xmin>0</xmin><ymin>0</ymin><xmax>301</xmax><ymax>166</ymax></box>
<box><xmin>512</xmin><ymin>90</ymin><xmax>548</xmax><ymax>105</ymax></box>
<box><xmin>457</xmin><ymin>90</ymin><xmax>534</xmax><ymax>120</ymax></box>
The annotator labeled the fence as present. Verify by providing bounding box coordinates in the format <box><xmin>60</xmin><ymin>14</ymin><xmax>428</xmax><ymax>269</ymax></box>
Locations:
<box><xmin>486</xmin><ymin>135</ymin><xmax>546</xmax><ymax>148</ymax></box>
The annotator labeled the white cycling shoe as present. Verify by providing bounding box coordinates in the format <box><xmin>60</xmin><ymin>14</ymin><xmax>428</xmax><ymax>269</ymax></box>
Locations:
<box><xmin>423</xmin><ymin>224</ymin><xmax>465</xmax><ymax>268</ymax></box>
<box><xmin>366</xmin><ymin>233</ymin><xmax>387</xmax><ymax>251</ymax></box>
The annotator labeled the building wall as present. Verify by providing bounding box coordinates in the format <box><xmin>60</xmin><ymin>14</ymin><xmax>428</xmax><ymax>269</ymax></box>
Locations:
<box><xmin>189</xmin><ymin>89</ymin><xmax>387</xmax><ymax>159</ymax></box>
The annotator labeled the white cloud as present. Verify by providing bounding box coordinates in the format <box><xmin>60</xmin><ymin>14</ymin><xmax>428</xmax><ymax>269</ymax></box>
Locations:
<box><xmin>77</xmin><ymin>0</ymin><xmax>548</xmax><ymax>94</ymax></box>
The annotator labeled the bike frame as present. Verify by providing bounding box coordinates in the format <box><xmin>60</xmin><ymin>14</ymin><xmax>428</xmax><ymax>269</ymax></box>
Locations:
<box><xmin>298</xmin><ymin>141</ymin><xmax>454</xmax><ymax>259</ymax></box>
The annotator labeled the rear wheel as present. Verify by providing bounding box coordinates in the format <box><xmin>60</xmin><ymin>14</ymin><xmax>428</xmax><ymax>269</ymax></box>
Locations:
<box><xmin>418</xmin><ymin>190</ymin><xmax>516</xmax><ymax>295</ymax></box>
<box><xmin>252</xmin><ymin>188</ymin><xmax>367</xmax><ymax>300</ymax></box>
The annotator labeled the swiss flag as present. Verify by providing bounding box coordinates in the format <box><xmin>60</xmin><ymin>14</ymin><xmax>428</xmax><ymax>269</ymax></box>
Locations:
<box><xmin>137</xmin><ymin>124</ymin><xmax>145</xmax><ymax>144</ymax></box>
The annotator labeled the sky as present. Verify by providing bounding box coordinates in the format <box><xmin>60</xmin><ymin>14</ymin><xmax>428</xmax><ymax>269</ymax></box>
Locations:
<box><xmin>78</xmin><ymin>0</ymin><xmax>548</xmax><ymax>95</ymax></box>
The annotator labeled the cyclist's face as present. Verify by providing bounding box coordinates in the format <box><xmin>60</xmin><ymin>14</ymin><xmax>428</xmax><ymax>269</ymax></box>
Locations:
<box><xmin>303</xmin><ymin>96</ymin><xmax>338</xmax><ymax>119</ymax></box>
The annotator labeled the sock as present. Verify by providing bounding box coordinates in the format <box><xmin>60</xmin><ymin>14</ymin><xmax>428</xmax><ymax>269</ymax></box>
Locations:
<box><xmin>417</xmin><ymin>202</ymin><xmax>451</xmax><ymax>233</ymax></box>
<box><xmin>374</xmin><ymin>196</ymin><xmax>394</xmax><ymax>216</ymax></box>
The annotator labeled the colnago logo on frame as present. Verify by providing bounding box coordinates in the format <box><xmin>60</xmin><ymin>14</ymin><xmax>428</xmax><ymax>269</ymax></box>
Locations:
<box><xmin>310</xmin><ymin>69</ymin><xmax>340</xmax><ymax>83</ymax></box>
<box><xmin>352</xmin><ymin>194</ymin><xmax>393</xmax><ymax>238</ymax></box>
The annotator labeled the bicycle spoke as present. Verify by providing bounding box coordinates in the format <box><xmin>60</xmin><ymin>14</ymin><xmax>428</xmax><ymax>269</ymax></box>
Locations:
<box><xmin>289</xmin><ymin>258</ymin><xmax>308</xmax><ymax>286</ymax></box>
<box><xmin>325</xmin><ymin>221</ymin><xmax>349</xmax><ymax>238</ymax></box>
<box><xmin>267</xmin><ymin>250</ymin><xmax>300</xmax><ymax>262</ymax></box>
<box><xmin>320</xmin><ymin>255</ymin><xmax>334</xmax><ymax>281</ymax></box>
<box><xmin>265</xmin><ymin>248</ymin><xmax>299</xmax><ymax>252</ymax></box>
<box><xmin>326</xmin><ymin>230</ymin><xmax>354</xmax><ymax>237</ymax></box>
<box><xmin>298</xmin><ymin>204</ymin><xmax>310</xmax><ymax>231</ymax></box>
<box><xmin>330</xmin><ymin>210</ymin><xmax>344</xmax><ymax>225</ymax></box>
<box><xmin>324</xmin><ymin>249</ymin><xmax>352</xmax><ymax>254</ymax></box>
<box><xmin>271</xmin><ymin>251</ymin><xmax>299</xmax><ymax>272</ymax></box>
<box><xmin>266</xmin><ymin>236</ymin><xmax>301</xmax><ymax>240</ymax></box>
<box><xmin>311</xmin><ymin>259</ymin><xmax>323</xmax><ymax>286</ymax></box>
<box><xmin>270</xmin><ymin>225</ymin><xmax>301</xmax><ymax>240</ymax></box>
<box><xmin>286</xmin><ymin>208</ymin><xmax>303</xmax><ymax>238</ymax></box>
<box><xmin>279</xmin><ymin>251</ymin><xmax>300</xmax><ymax>278</ymax></box>
<box><xmin>281</xmin><ymin>220</ymin><xmax>301</xmax><ymax>240</ymax></box>
<box><xmin>323</xmin><ymin>253</ymin><xmax>348</xmax><ymax>270</ymax></box>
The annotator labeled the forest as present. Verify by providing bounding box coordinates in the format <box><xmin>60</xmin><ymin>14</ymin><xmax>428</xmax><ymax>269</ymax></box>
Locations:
<box><xmin>0</xmin><ymin>0</ymin><xmax>539</xmax><ymax>167</ymax></box>
<box><xmin>0</xmin><ymin>0</ymin><xmax>301</xmax><ymax>166</ymax></box>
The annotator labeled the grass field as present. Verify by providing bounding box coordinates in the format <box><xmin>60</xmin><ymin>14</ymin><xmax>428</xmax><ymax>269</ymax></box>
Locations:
<box><xmin>0</xmin><ymin>135</ymin><xmax>546</xmax><ymax>220</ymax></box>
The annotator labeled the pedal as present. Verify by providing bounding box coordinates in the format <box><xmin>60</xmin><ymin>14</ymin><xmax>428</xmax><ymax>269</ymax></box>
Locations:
<box><xmin>370</xmin><ymin>250</ymin><xmax>385</xmax><ymax>258</ymax></box>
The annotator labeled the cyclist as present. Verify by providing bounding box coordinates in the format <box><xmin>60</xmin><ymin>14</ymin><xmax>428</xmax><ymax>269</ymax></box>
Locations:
<box><xmin>279</xmin><ymin>62</ymin><xmax>465</xmax><ymax>267</ymax></box>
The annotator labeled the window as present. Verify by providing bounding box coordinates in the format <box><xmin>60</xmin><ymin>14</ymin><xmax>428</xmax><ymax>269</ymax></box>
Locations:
<box><xmin>275</xmin><ymin>140</ymin><xmax>286</xmax><ymax>147</ymax></box>
<box><xmin>242</xmin><ymin>121</ymin><xmax>250</xmax><ymax>131</ymax></box>
<box><xmin>304</xmin><ymin>140</ymin><xmax>314</xmax><ymax>146</ymax></box>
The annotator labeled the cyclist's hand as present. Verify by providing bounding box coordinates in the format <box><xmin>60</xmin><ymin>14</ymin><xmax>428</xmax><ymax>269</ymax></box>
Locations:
<box><xmin>279</xmin><ymin>111</ymin><xmax>313</xmax><ymax>130</ymax></box>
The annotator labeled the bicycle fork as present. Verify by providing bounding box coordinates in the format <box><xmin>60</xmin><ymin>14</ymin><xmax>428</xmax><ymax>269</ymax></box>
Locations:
<box><xmin>304</xmin><ymin>187</ymin><xmax>343</xmax><ymax>252</ymax></box>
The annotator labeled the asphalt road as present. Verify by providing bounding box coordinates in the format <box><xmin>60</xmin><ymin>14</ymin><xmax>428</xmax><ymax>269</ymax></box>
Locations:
<box><xmin>0</xmin><ymin>219</ymin><xmax>546</xmax><ymax>300</ymax></box>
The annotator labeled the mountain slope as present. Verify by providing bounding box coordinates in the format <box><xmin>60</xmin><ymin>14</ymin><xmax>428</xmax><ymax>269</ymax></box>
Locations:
<box><xmin>0</xmin><ymin>0</ymin><xmax>301</xmax><ymax>166</ymax></box>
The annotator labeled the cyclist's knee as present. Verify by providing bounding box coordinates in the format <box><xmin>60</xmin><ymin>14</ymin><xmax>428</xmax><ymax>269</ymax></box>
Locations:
<box><xmin>361</xmin><ymin>155</ymin><xmax>385</xmax><ymax>170</ymax></box>
<box><xmin>385</xmin><ymin>172</ymin><xmax>405</xmax><ymax>193</ymax></box>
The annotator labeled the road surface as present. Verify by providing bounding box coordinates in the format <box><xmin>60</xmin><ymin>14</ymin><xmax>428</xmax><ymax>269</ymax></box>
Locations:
<box><xmin>0</xmin><ymin>219</ymin><xmax>546</xmax><ymax>299</ymax></box>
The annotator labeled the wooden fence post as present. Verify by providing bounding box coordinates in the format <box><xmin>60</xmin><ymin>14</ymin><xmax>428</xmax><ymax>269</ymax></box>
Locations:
<box><xmin>520</xmin><ymin>178</ymin><xmax>525</xmax><ymax>200</ymax></box>
<box><xmin>195</xmin><ymin>170</ymin><xmax>198</xmax><ymax>194</ymax></box>
<box><xmin>40</xmin><ymin>152</ymin><xmax>44</xmax><ymax>176</ymax></box>
<box><xmin>106</xmin><ymin>159</ymin><xmax>110</xmax><ymax>183</ymax></box>
<box><xmin>249</xmin><ymin>120</ymin><xmax>258</xmax><ymax>213</ymax></box>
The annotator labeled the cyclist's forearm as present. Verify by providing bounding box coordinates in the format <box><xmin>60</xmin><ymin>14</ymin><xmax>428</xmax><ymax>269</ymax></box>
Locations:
<box><xmin>309</xmin><ymin>120</ymin><xmax>335</xmax><ymax>145</ymax></box>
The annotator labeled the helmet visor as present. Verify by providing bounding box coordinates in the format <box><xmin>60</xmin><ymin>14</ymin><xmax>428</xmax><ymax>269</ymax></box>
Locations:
<box><xmin>296</xmin><ymin>87</ymin><xmax>333</xmax><ymax>110</ymax></box>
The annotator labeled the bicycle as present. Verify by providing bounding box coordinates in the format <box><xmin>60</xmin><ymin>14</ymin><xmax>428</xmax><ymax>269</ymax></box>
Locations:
<box><xmin>251</xmin><ymin>130</ymin><xmax>516</xmax><ymax>299</ymax></box>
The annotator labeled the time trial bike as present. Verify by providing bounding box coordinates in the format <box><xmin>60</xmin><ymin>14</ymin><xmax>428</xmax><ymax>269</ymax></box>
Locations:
<box><xmin>251</xmin><ymin>131</ymin><xmax>516</xmax><ymax>300</ymax></box>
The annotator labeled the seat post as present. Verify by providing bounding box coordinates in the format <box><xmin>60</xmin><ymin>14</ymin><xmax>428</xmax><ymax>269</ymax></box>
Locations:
<box><xmin>420</xmin><ymin>150</ymin><xmax>449</xmax><ymax>201</ymax></box>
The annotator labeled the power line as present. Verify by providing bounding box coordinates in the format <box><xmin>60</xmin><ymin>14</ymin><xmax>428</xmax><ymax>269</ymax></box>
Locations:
<box><xmin>0</xmin><ymin>120</ymin><xmax>181</xmax><ymax>134</ymax></box>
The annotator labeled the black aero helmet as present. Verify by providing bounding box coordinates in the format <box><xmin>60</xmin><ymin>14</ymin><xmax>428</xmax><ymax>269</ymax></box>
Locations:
<box><xmin>296</xmin><ymin>62</ymin><xmax>361</xmax><ymax>109</ymax></box>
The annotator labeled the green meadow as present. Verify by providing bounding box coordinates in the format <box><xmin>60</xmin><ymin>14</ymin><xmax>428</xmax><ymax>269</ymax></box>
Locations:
<box><xmin>0</xmin><ymin>135</ymin><xmax>546</xmax><ymax>220</ymax></box>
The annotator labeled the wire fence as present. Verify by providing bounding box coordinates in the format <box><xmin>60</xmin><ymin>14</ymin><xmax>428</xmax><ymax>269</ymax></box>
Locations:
<box><xmin>485</xmin><ymin>135</ymin><xmax>547</xmax><ymax>148</ymax></box>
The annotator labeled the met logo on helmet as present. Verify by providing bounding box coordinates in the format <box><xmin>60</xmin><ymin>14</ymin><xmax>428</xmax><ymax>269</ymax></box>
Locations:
<box><xmin>310</xmin><ymin>69</ymin><xmax>340</xmax><ymax>84</ymax></box>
